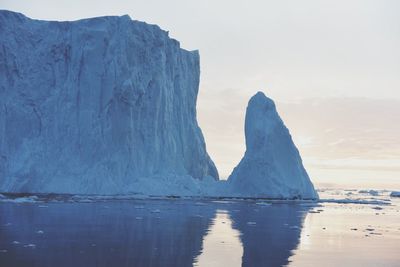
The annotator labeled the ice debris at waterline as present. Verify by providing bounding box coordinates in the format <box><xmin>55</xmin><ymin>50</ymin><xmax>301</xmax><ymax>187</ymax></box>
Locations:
<box><xmin>358</xmin><ymin>190</ymin><xmax>380</xmax><ymax>196</ymax></box>
<box><xmin>227</xmin><ymin>92</ymin><xmax>318</xmax><ymax>199</ymax></box>
<box><xmin>0</xmin><ymin>11</ymin><xmax>317</xmax><ymax>199</ymax></box>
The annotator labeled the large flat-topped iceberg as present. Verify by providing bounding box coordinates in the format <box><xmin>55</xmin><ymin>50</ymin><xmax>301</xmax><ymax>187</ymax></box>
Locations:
<box><xmin>0</xmin><ymin>10</ymin><xmax>218</xmax><ymax>194</ymax></box>
<box><xmin>228</xmin><ymin>92</ymin><xmax>318</xmax><ymax>199</ymax></box>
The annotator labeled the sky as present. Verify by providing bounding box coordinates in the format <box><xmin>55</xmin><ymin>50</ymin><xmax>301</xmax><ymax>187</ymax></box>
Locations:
<box><xmin>2</xmin><ymin>0</ymin><xmax>399</xmax><ymax>189</ymax></box>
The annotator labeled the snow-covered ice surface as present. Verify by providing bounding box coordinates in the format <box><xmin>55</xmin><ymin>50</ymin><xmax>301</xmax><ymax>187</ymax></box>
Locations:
<box><xmin>227</xmin><ymin>92</ymin><xmax>318</xmax><ymax>199</ymax></box>
<box><xmin>0</xmin><ymin>10</ymin><xmax>218</xmax><ymax>195</ymax></box>
<box><xmin>0</xmin><ymin>189</ymin><xmax>399</xmax><ymax>267</ymax></box>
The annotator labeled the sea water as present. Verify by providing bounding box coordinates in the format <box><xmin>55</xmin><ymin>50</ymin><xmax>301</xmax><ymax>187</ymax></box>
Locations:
<box><xmin>0</xmin><ymin>190</ymin><xmax>399</xmax><ymax>266</ymax></box>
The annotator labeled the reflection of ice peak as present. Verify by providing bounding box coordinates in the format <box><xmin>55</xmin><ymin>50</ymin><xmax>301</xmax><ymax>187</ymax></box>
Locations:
<box><xmin>229</xmin><ymin>203</ymin><xmax>310</xmax><ymax>266</ymax></box>
<box><xmin>196</xmin><ymin>203</ymin><xmax>311</xmax><ymax>267</ymax></box>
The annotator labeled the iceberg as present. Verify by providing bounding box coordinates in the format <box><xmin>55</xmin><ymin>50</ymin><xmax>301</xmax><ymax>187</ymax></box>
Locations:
<box><xmin>0</xmin><ymin>10</ymin><xmax>218</xmax><ymax>195</ymax></box>
<box><xmin>0</xmin><ymin>11</ymin><xmax>317</xmax><ymax>199</ymax></box>
<box><xmin>227</xmin><ymin>92</ymin><xmax>318</xmax><ymax>199</ymax></box>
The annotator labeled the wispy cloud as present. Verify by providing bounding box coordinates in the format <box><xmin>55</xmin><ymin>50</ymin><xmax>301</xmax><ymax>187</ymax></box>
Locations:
<box><xmin>278</xmin><ymin>97</ymin><xmax>400</xmax><ymax>161</ymax></box>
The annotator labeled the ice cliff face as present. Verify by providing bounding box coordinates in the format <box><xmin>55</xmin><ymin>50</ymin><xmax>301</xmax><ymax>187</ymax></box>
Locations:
<box><xmin>0</xmin><ymin>10</ymin><xmax>218</xmax><ymax>194</ymax></box>
<box><xmin>228</xmin><ymin>92</ymin><xmax>318</xmax><ymax>199</ymax></box>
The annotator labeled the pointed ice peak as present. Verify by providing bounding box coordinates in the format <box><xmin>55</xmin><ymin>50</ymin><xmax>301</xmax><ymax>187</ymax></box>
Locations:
<box><xmin>245</xmin><ymin>91</ymin><xmax>282</xmax><ymax>152</ymax></box>
<box><xmin>248</xmin><ymin>91</ymin><xmax>276</xmax><ymax>111</ymax></box>
<box><xmin>228</xmin><ymin>91</ymin><xmax>318</xmax><ymax>199</ymax></box>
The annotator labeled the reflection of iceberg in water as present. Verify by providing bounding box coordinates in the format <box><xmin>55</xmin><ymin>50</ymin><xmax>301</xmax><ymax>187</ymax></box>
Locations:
<box><xmin>0</xmin><ymin>201</ymin><xmax>216</xmax><ymax>267</ymax></box>
<box><xmin>0</xmin><ymin>201</ymin><xmax>310</xmax><ymax>267</ymax></box>
<box><xmin>196</xmin><ymin>203</ymin><xmax>310</xmax><ymax>267</ymax></box>
<box><xmin>229</xmin><ymin>203</ymin><xmax>310</xmax><ymax>267</ymax></box>
<box><xmin>195</xmin><ymin>210</ymin><xmax>243</xmax><ymax>267</ymax></box>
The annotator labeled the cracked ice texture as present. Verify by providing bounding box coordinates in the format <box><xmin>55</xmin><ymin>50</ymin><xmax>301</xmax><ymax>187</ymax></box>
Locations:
<box><xmin>228</xmin><ymin>92</ymin><xmax>318</xmax><ymax>199</ymax></box>
<box><xmin>0</xmin><ymin>10</ymin><xmax>218</xmax><ymax>194</ymax></box>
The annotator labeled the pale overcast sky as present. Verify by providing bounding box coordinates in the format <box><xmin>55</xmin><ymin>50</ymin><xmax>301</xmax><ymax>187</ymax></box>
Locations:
<box><xmin>2</xmin><ymin>0</ymin><xmax>400</xmax><ymax>188</ymax></box>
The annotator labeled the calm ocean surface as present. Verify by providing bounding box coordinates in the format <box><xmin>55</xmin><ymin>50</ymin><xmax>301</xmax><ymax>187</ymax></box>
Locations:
<box><xmin>0</xmin><ymin>190</ymin><xmax>399</xmax><ymax>267</ymax></box>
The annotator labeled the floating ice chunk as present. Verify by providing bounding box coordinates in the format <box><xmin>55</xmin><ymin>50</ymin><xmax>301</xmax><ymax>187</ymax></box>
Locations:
<box><xmin>12</xmin><ymin>241</ymin><xmax>20</xmax><ymax>244</ymax></box>
<box><xmin>320</xmin><ymin>198</ymin><xmax>390</xmax><ymax>205</ymax></box>
<box><xmin>390</xmin><ymin>191</ymin><xmax>400</xmax><ymax>198</ymax></box>
<box><xmin>36</xmin><ymin>230</ymin><xmax>44</xmax><ymax>234</ymax></box>
<box><xmin>256</xmin><ymin>202</ymin><xmax>272</xmax><ymax>206</ymax></box>
<box><xmin>211</xmin><ymin>201</ymin><xmax>234</xmax><ymax>204</ymax></box>
<box><xmin>0</xmin><ymin>250</ymin><xmax>7</xmax><ymax>253</ymax></box>
<box><xmin>24</xmin><ymin>244</ymin><xmax>36</xmax><ymax>248</ymax></box>
<box><xmin>299</xmin><ymin>203</ymin><xmax>318</xmax><ymax>207</ymax></box>
<box><xmin>247</xmin><ymin>222</ymin><xmax>256</xmax><ymax>226</ymax></box>
<box><xmin>358</xmin><ymin>190</ymin><xmax>379</xmax><ymax>196</ymax></box>
<box><xmin>2</xmin><ymin>196</ymin><xmax>40</xmax><ymax>203</ymax></box>
<box><xmin>151</xmin><ymin>209</ymin><xmax>161</xmax><ymax>213</ymax></box>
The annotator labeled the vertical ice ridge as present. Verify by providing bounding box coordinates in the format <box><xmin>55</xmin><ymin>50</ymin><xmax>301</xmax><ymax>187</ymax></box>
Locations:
<box><xmin>0</xmin><ymin>10</ymin><xmax>218</xmax><ymax>195</ymax></box>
